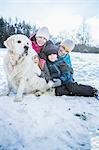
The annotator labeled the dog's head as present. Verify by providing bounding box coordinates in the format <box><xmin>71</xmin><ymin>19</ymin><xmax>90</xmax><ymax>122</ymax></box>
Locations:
<box><xmin>4</xmin><ymin>34</ymin><xmax>37</xmax><ymax>58</ymax></box>
<box><xmin>4</xmin><ymin>34</ymin><xmax>41</xmax><ymax>76</ymax></box>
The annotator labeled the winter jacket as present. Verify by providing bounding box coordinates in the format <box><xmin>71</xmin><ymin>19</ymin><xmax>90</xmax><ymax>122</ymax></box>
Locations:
<box><xmin>46</xmin><ymin>58</ymin><xmax>74</xmax><ymax>85</ymax></box>
<box><xmin>30</xmin><ymin>33</ymin><xmax>53</xmax><ymax>60</ymax></box>
<box><xmin>61</xmin><ymin>54</ymin><xmax>72</xmax><ymax>67</ymax></box>
<box><xmin>59</xmin><ymin>54</ymin><xmax>75</xmax><ymax>82</ymax></box>
<box><xmin>30</xmin><ymin>33</ymin><xmax>54</xmax><ymax>70</ymax></box>
<box><xmin>31</xmin><ymin>41</ymin><xmax>43</xmax><ymax>54</ymax></box>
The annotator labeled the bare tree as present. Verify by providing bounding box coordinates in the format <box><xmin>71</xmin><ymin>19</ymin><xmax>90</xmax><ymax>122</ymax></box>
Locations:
<box><xmin>76</xmin><ymin>19</ymin><xmax>92</xmax><ymax>46</ymax></box>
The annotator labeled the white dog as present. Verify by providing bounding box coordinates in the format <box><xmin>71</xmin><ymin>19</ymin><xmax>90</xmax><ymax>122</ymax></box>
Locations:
<box><xmin>4</xmin><ymin>34</ymin><xmax>54</xmax><ymax>101</ymax></box>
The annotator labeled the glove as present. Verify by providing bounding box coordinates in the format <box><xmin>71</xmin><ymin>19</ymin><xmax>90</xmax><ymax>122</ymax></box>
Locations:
<box><xmin>52</xmin><ymin>79</ymin><xmax>62</xmax><ymax>88</ymax></box>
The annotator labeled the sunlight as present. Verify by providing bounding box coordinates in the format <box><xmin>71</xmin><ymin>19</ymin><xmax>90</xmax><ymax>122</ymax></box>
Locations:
<box><xmin>87</xmin><ymin>17</ymin><xmax>99</xmax><ymax>46</ymax></box>
<box><xmin>36</xmin><ymin>10</ymin><xmax>82</xmax><ymax>36</ymax></box>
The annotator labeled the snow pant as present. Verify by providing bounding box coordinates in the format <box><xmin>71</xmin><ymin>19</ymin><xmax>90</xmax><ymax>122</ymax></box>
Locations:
<box><xmin>55</xmin><ymin>82</ymin><xmax>96</xmax><ymax>97</ymax></box>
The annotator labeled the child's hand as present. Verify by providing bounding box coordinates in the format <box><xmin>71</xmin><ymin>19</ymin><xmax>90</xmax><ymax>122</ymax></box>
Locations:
<box><xmin>52</xmin><ymin>79</ymin><xmax>62</xmax><ymax>87</ymax></box>
<box><xmin>39</xmin><ymin>58</ymin><xmax>46</xmax><ymax>70</ymax></box>
<box><xmin>33</xmin><ymin>55</ymin><xmax>39</xmax><ymax>64</ymax></box>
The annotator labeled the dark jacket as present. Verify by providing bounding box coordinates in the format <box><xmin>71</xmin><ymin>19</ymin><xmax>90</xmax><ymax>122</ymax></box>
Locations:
<box><xmin>46</xmin><ymin>57</ymin><xmax>74</xmax><ymax>84</ymax></box>
<box><xmin>30</xmin><ymin>33</ymin><xmax>54</xmax><ymax>60</ymax></box>
<box><xmin>39</xmin><ymin>40</ymin><xmax>54</xmax><ymax>60</ymax></box>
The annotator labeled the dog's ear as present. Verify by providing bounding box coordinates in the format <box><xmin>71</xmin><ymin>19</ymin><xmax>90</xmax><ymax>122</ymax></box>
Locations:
<box><xmin>4</xmin><ymin>36</ymin><xmax>14</xmax><ymax>50</ymax></box>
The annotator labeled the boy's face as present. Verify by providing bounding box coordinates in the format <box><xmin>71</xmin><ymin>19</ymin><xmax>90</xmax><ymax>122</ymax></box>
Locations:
<box><xmin>58</xmin><ymin>46</ymin><xmax>68</xmax><ymax>56</ymax></box>
<box><xmin>48</xmin><ymin>54</ymin><xmax>58</xmax><ymax>62</ymax></box>
<box><xmin>36</xmin><ymin>36</ymin><xmax>47</xmax><ymax>46</ymax></box>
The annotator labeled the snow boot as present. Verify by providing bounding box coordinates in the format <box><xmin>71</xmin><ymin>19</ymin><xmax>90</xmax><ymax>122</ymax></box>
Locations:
<box><xmin>94</xmin><ymin>89</ymin><xmax>99</xmax><ymax>100</ymax></box>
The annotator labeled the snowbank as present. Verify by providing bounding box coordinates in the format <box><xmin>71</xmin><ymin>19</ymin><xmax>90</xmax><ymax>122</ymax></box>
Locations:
<box><xmin>0</xmin><ymin>49</ymin><xmax>99</xmax><ymax>150</ymax></box>
<box><xmin>0</xmin><ymin>95</ymin><xmax>99</xmax><ymax>150</ymax></box>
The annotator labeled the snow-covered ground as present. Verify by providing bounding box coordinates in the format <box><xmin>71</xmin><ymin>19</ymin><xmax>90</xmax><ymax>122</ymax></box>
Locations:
<box><xmin>0</xmin><ymin>48</ymin><xmax>99</xmax><ymax>150</ymax></box>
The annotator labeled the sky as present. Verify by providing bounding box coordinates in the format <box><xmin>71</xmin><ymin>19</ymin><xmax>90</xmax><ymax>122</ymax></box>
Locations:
<box><xmin>0</xmin><ymin>0</ymin><xmax>99</xmax><ymax>45</ymax></box>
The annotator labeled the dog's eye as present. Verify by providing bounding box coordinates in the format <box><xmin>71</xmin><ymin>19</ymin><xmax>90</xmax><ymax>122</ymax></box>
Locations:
<box><xmin>27</xmin><ymin>42</ymin><xmax>29</xmax><ymax>45</ymax></box>
<box><xmin>17</xmin><ymin>40</ymin><xmax>21</xmax><ymax>43</ymax></box>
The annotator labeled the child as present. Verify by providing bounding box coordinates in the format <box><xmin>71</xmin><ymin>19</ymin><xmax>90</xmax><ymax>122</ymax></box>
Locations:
<box><xmin>58</xmin><ymin>39</ymin><xmax>75</xmax><ymax>81</ymax></box>
<box><xmin>45</xmin><ymin>45</ymin><xmax>99</xmax><ymax>99</ymax></box>
<box><xmin>30</xmin><ymin>26</ymin><xmax>53</xmax><ymax>70</ymax></box>
<box><xmin>58</xmin><ymin>39</ymin><xmax>75</xmax><ymax>67</ymax></box>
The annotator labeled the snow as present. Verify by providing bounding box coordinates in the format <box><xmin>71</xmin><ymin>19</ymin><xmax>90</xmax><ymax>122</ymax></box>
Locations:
<box><xmin>0</xmin><ymin>48</ymin><xmax>99</xmax><ymax>150</ymax></box>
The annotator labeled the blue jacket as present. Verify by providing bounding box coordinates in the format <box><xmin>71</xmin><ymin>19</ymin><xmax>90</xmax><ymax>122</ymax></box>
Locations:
<box><xmin>60</xmin><ymin>54</ymin><xmax>75</xmax><ymax>81</ymax></box>
<box><xmin>61</xmin><ymin>54</ymin><xmax>72</xmax><ymax>67</ymax></box>
<box><xmin>46</xmin><ymin>58</ymin><xmax>74</xmax><ymax>84</ymax></box>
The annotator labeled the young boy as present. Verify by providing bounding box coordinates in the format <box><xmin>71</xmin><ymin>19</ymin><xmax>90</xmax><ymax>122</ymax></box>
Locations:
<box><xmin>45</xmin><ymin>45</ymin><xmax>99</xmax><ymax>99</ymax></box>
<box><xmin>58</xmin><ymin>39</ymin><xmax>75</xmax><ymax>67</ymax></box>
<box><xmin>58</xmin><ymin>39</ymin><xmax>75</xmax><ymax>81</ymax></box>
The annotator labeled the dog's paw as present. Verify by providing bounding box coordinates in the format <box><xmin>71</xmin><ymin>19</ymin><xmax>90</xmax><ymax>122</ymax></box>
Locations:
<box><xmin>0</xmin><ymin>90</ymin><xmax>10</xmax><ymax>96</ymax></box>
<box><xmin>14</xmin><ymin>96</ymin><xmax>22</xmax><ymax>102</ymax></box>
<box><xmin>47</xmin><ymin>80</ymin><xmax>54</xmax><ymax>89</ymax></box>
<box><xmin>34</xmin><ymin>91</ymin><xmax>42</xmax><ymax>97</ymax></box>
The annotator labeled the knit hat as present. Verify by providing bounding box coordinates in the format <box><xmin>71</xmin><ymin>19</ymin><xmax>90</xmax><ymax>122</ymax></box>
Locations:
<box><xmin>46</xmin><ymin>44</ymin><xmax>58</xmax><ymax>56</ymax></box>
<box><xmin>60</xmin><ymin>39</ymin><xmax>75</xmax><ymax>52</ymax></box>
<box><xmin>35</xmin><ymin>26</ymin><xmax>50</xmax><ymax>41</ymax></box>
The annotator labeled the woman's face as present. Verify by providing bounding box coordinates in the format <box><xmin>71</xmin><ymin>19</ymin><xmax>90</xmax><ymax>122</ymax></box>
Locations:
<box><xmin>36</xmin><ymin>37</ymin><xmax>47</xmax><ymax>46</ymax></box>
<box><xmin>48</xmin><ymin>54</ymin><xmax>58</xmax><ymax>62</ymax></box>
<box><xmin>58</xmin><ymin>46</ymin><xmax>67</xmax><ymax>56</ymax></box>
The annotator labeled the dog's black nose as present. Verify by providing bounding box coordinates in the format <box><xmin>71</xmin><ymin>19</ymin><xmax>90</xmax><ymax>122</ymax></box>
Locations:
<box><xmin>24</xmin><ymin>46</ymin><xmax>29</xmax><ymax>55</ymax></box>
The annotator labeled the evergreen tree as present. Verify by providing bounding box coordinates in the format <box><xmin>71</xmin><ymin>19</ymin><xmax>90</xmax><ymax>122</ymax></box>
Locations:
<box><xmin>0</xmin><ymin>17</ymin><xmax>8</xmax><ymax>47</ymax></box>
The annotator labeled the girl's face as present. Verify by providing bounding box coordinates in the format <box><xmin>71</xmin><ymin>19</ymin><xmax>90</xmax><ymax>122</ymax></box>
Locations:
<box><xmin>36</xmin><ymin>37</ymin><xmax>47</xmax><ymax>46</ymax></box>
<box><xmin>48</xmin><ymin>54</ymin><xmax>58</xmax><ymax>62</ymax></box>
<box><xmin>58</xmin><ymin>46</ymin><xmax>67</xmax><ymax>56</ymax></box>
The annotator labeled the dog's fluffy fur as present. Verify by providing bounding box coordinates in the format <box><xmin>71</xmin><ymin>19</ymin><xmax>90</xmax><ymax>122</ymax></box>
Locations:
<box><xmin>4</xmin><ymin>34</ymin><xmax>53</xmax><ymax>101</ymax></box>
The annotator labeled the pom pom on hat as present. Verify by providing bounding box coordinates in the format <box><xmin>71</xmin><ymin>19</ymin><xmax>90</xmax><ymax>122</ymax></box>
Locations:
<box><xmin>36</xmin><ymin>26</ymin><xmax>50</xmax><ymax>41</ymax></box>
<box><xmin>60</xmin><ymin>39</ymin><xmax>75</xmax><ymax>52</ymax></box>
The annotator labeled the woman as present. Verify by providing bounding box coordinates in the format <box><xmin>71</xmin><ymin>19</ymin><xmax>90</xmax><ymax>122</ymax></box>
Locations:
<box><xmin>30</xmin><ymin>26</ymin><xmax>53</xmax><ymax>70</ymax></box>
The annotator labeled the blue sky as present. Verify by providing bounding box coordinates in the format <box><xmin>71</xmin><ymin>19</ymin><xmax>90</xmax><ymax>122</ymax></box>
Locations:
<box><xmin>0</xmin><ymin>0</ymin><xmax>99</xmax><ymax>44</ymax></box>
